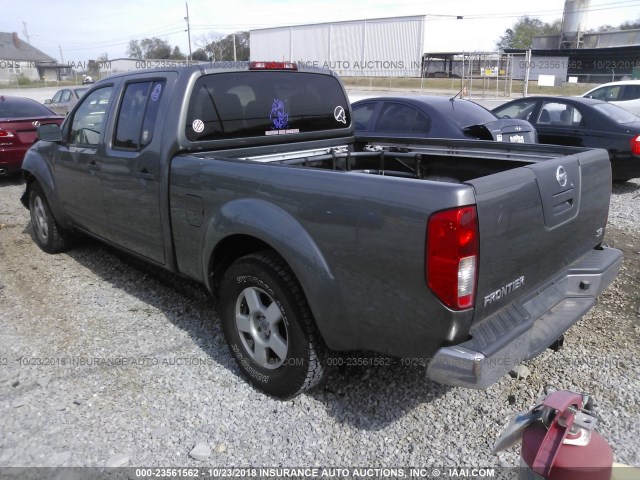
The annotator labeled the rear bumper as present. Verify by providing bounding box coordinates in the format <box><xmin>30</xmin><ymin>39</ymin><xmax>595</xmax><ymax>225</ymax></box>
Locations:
<box><xmin>610</xmin><ymin>156</ymin><xmax>640</xmax><ymax>181</ymax></box>
<box><xmin>426</xmin><ymin>246</ymin><xmax>623</xmax><ymax>389</ymax></box>
<box><xmin>0</xmin><ymin>146</ymin><xmax>29</xmax><ymax>174</ymax></box>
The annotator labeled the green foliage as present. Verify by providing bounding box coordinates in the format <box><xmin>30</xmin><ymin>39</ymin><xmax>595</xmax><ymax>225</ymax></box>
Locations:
<box><xmin>126</xmin><ymin>31</ymin><xmax>250</xmax><ymax>62</ymax></box>
<box><xmin>618</xmin><ymin>18</ymin><xmax>640</xmax><ymax>30</ymax></box>
<box><xmin>191</xmin><ymin>49</ymin><xmax>209</xmax><ymax>61</ymax></box>
<box><xmin>595</xmin><ymin>17</ymin><xmax>640</xmax><ymax>32</ymax></box>
<box><xmin>16</xmin><ymin>74</ymin><xmax>31</xmax><ymax>86</ymax></box>
<box><xmin>193</xmin><ymin>31</ymin><xmax>250</xmax><ymax>61</ymax></box>
<box><xmin>127</xmin><ymin>40</ymin><xmax>143</xmax><ymax>59</ymax></box>
<box><xmin>171</xmin><ymin>46</ymin><xmax>186</xmax><ymax>60</ymax></box>
<box><xmin>127</xmin><ymin>38</ymin><xmax>185</xmax><ymax>60</ymax></box>
<box><xmin>496</xmin><ymin>16</ymin><xmax>562</xmax><ymax>50</ymax></box>
<box><xmin>140</xmin><ymin>38</ymin><xmax>171</xmax><ymax>59</ymax></box>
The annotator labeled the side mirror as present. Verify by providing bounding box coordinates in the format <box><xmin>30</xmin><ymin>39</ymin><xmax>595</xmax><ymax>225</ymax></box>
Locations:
<box><xmin>44</xmin><ymin>99</ymin><xmax>52</xmax><ymax>104</ymax></box>
<box><xmin>38</xmin><ymin>123</ymin><xmax>63</xmax><ymax>142</ymax></box>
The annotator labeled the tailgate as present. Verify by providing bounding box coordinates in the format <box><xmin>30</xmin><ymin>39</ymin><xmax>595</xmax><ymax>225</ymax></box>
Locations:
<box><xmin>468</xmin><ymin>147</ymin><xmax>611</xmax><ymax>325</ymax></box>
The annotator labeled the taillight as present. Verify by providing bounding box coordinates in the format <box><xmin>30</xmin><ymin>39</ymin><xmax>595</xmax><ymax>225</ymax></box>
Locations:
<box><xmin>631</xmin><ymin>135</ymin><xmax>640</xmax><ymax>156</ymax></box>
<box><xmin>427</xmin><ymin>206</ymin><xmax>479</xmax><ymax>310</ymax></box>
<box><xmin>0</xmin><ymin>128</ymin><xmax>15</xmax><ymax>146</ymax></box>
<box><xmin>249</xmin><ymin>61</ymin><xmax>298</xmax><ymax>70</ymax></box>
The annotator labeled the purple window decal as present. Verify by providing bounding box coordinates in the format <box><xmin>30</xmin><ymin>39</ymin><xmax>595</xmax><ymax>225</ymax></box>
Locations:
<box><xmin>270</xmin><ymin>98</ymin><xmax>289</xmax><ymax>130</ymax></box>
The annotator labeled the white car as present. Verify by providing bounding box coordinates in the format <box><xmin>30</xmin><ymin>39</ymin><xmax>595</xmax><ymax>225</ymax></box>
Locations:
<box><xmin>581</xmin><ymin>80</ymin><xmax>640</xmax><ymax>116</ymax></box>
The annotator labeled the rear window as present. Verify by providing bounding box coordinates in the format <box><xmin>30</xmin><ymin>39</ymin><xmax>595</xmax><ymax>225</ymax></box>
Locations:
<box><xmin>185</xmin><ymin>71</ymin><xmax>351</xmax><ymax>141</ymax></box>
<box><xmin>434</xmin><ymin>100</ymin><xmax>496</xmax><ymax>127</ymax></box>
<box><xmin>0</xmin><ymin>97</ymin><xmax>56</xmax><ymax>118</ymax></box>
<box><xmin>593</xmin><ymin>103</ymin><xmax>639</xmax><ymax>124</ymax></box>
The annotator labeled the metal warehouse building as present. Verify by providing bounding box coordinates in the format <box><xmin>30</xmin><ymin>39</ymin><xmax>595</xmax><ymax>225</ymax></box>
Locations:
<box><xmin>250</xmin><ymin>15</ymin><xmax>425</xmax><ymax>77</ymax></box>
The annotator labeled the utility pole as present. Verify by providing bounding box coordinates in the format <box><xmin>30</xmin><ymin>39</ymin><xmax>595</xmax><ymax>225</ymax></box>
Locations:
<box><xmin>58</xmin><ymin>45</ymin><xmax>64</xmax><ymax>64</ymax></box>
<box><xmin>22</xmin><ymin>21</ymin><xmax>31</xmax><ymax>43</ymax></box>
<box><xmin>184</xmin><ymin>2</ymin><xmax>192</xmax><ymax>61</ymax></box>
<box><xmin>233</xmin><ymin>32</ymin><xmax>237</xmax><ymax>61</ymax></box>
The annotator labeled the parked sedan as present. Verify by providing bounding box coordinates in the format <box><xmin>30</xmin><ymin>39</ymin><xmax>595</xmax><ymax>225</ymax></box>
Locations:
<box><xmin>492</xmin><ymin>96</ymin><xmax>640</xmax><ymax>181</ymax></box>
<box><xmin>352</xmin><ymin>96</ymin><xmax>537</xmax><ymax>143</ymax></box>
<box><xmin>0</xmin><ymin>96</ymin><xmax>64</xmax><ymax>176</ymax></box>
<box><xmin>581</xmin><ymin>80</ymin><xmax>640</xmax><ymax>116</ymax></box>
<box><xmin>44</xmin><ymin>87</ymin><xmax>88</xmax><ymax>116</ymax></box>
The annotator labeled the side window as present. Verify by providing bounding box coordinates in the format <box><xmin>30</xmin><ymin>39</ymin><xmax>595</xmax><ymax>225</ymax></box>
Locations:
<box><xmin>69</xmin><ymin>86</ymin><xmax>114</xmax><ymax>145</ymax></box>
<box><xmin>590</xmin><ymin>86</ymin><xmax>622</xmax><ymax>101</ymax></box>
<box><xmin>539</xmin><ymin>102</ymin><xmax>582</xmax><ymax>126</ymax></box>
<box><xmin>587</xmin><ymin>87</ymin><xmax>607</xmax><ymax>100</ymax></box>
<box><xmin>376</xmin><ymin>103</ymin><xmax>426</xmax><ymax>133</ymax></box>
<box><xmin>605</xmin><ymin>86</ymin><xmax>622</xmax><ymax>101</ymax></box>
<box><xmin>61</xmin><ymin>90</ymin><xmax>72</xmax><ymax>102</ymax></box>
<box><xmin>114</xmin><ymin>80</ymin><xmax>165</xmax><ymax>150</ymax></box>
<box><xmin>622</xmin><ymin>85</ymin><xmax>640</xmax><ymax>101</ymax></box>
<box><xmin>352</xmin><ymin>103</ymin><xmax>376</xmax><ymax>130</ymax></box>
<box><xmin>51</xmin><ymin>91</ymin><xmax>63</xmax><ymax>103</ymax></box>
<box><xmin>411</xmin><ymin>110</ymin><xmax>430</xmax><ymax>133</ymax></box>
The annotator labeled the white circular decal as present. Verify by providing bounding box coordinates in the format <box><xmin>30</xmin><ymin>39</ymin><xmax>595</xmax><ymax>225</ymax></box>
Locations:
<box><xmin>334</xmin><ymin>106</ymin><xmax>346</xmax><ymax>124</ymax></box>
<box><xmin>151</xmin><ymin>83</ymin><xmax>162</xmax><ymax>102</ymax></box>
<box><xmin>192</xmin><ymin>119</ymin><xmax>205</xmax><ymax>133</ymax></box>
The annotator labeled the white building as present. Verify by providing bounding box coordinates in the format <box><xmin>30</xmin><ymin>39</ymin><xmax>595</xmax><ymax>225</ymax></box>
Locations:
<box><xmin>250</xmin><ymin>15</ymin><xmax>425</xmax><ymax>77</ymax></box>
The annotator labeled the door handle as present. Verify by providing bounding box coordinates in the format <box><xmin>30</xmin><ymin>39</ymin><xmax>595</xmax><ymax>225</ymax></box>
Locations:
<box><xmin>135</xmin><ymin>169</ymin><xmax>154</xmax><ymax>180</ymax></box>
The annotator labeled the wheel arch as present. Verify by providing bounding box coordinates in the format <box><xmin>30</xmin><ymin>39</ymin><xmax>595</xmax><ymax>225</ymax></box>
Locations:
<box><xmin>202</xmin><ymin>198</ymin><xmax>346</xmax><ymax>350</ymax></box>
<box><xmin>21</xmin><ymin>149</ymin><xmax>71</xmax><ymax>229</ymax></box>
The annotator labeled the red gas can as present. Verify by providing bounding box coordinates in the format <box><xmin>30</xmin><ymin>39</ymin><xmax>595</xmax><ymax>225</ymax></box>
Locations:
<box><xmin>519</xmin><ymin>390</ymin><xmax>613</xmax><ymax>480</ymax></box>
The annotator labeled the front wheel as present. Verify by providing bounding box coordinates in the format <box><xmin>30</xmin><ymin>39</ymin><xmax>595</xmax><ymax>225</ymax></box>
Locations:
<box><xmin>29</xmin><ymin>183</ymin><xmax>72</xmax><ymax>253</ymax></box>
<box><xmin>220</xmin><ymin>251</ymin><xmax>326</xmax><ymax>399</ymax></box>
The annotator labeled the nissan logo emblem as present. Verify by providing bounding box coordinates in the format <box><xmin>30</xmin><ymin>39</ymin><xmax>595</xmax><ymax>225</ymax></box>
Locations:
<box><xmin>556</xmin><ymin>166</ymin><xmax>568</xmax><ymax>187</ymax></box>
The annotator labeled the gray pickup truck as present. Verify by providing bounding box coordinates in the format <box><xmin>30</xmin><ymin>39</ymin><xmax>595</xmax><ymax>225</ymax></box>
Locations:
<box><xmin>21</xmin><ymin>62</ymin><xmax>622</xmax><ymax>399</ymax></box>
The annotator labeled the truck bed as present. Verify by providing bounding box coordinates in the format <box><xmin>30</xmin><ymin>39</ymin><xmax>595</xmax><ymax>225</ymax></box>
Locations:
<box><xmin>195</xmin><ymin>136</ymin><xmax>596</xmax><ymax>183</ymax></box>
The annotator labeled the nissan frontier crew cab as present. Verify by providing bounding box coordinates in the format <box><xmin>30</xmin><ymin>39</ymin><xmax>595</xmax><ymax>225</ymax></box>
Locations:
<box><xmin>21</xmin><ymin>62</ymin><xmax>622</xmax><ymax>399</ymax></box>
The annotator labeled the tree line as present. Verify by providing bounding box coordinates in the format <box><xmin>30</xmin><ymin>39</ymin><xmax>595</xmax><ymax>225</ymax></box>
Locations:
<box><xmin>126</xmin><ymin>32</ymin><xmax>249</xmax><ymax>61</ymax></box>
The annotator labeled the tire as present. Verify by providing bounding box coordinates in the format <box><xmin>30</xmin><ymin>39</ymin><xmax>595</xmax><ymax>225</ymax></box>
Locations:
<box><xmin>220</xmin><ymin>251</ymin><xmax>326</xmax><ymax>399</ymax></box>
<box><xmin>29</xmin><ymin>183</ymin><xmax>72</xmax><ymax>253</ymax></box>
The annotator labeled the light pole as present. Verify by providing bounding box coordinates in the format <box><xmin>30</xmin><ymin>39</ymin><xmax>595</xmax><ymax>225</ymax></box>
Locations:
<box><xmin>185</xmin><ymin>2</ymin><xmax>192</xmax><ymax>61</ymax></box>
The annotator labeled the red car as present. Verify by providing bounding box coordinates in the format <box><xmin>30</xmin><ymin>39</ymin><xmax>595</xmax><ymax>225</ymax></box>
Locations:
<box><xmin>0</xmin><ymin>95</ymin><xmax>64</xmax><ymax>176</ymax></box>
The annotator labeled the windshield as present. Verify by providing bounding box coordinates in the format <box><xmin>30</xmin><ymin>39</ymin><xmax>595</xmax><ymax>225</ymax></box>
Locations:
<box><xmin>593</xmin><ymin>103</ymin><xmax>639</xmax><ymax>124</ymax></box>
<box><xmin>186</xmin><ymin>71</ymin><xmax>351</xmax><ymax>141</ymax></box>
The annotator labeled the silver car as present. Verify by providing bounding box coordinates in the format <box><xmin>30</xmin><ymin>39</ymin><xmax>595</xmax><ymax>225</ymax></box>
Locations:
<box><xmin>44</xmin><ymin>87</ymin><xmax>89</xmax><ymax>116</ymax></box>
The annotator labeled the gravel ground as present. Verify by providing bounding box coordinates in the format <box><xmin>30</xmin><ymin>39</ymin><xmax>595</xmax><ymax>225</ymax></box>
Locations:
<box><xmin>0</xmin><ymin>175</ymin><xmax>638</xmax><ymax>470</ymax></box>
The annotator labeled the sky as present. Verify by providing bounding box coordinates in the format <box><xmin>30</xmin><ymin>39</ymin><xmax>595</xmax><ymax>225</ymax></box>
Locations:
<box><xmin>2</xmin><ymin>0</ymin><xmax>640</xmax><ymax>63</ymax></box>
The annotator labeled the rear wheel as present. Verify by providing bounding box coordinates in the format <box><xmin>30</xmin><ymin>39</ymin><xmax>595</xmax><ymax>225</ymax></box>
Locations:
<box><xmin>29</xmin><ymin>183</ymin><xmax>72</xmax><ymax>253</ymax></box>
<box><xmin>220</xmin><ymin>251</ymin><xmax>326</xmax><ymax>399</ymax></box>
